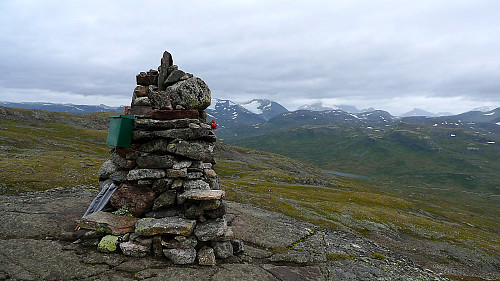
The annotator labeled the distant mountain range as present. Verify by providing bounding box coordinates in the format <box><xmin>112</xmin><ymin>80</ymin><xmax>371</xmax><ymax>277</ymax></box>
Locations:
<box><xmin>206</xmin><ymin>98</ymin><xmax>288</xmax><ymax>127</ymax></box>
<box><xmin>297</xmin><ymin>102</ymin><xmax>375</xmax><ymax>113</ymax></box>
<box><xmin>0</xmin><ymin>102</ymin><xmax>125</xmax><ymax>113</ymax></box>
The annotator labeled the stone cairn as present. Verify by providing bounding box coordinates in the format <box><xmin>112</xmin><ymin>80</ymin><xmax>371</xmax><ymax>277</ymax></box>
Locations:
<box><xmin>78</xmin><ymin>51</ymin><xmax>243</xmax><ymax>265</ymax></box>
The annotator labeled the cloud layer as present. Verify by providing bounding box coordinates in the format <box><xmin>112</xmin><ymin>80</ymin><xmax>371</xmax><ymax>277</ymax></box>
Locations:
<box><xmin>0</xmin><ymin>0</ymin><xmax>499</xmax><ymax>115</ymax></box>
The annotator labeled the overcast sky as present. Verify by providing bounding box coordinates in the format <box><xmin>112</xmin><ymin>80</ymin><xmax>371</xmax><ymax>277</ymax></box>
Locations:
<box><xmin>0</xmin><ymin>0</ymin><xmax>499</xmax><ymax>115</ymax></box>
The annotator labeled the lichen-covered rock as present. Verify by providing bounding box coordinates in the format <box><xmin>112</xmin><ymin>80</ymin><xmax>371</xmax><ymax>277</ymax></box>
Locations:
<box><xmin>167</xmin><ymin>77</ymin><xmax>211</xmax><ymax>110</ymax></box>
<box><xmin>212</xmin><ymin>227</ymin><xmax>235</xmax><ymax>242</ymax></box>
<box><xmin>98</xmin><ymin>159</ymin><xmax>119</xmax><ymax>179</ymax></box>
<box><xmin>110</xmin><ymin>153</ymin><xmax>128</xmax><ymax>168</ymax></box>
<box><xmin>153</xmin><ymin>190</ymin><xmax>177</xmax><ymax>210</ymax></box>
<box><xmin>138</xmin><ymin>139</ymin><xmax>169</xmax><ymax>154</ymax></box>
<box><xmin>166</xmin><ymin>140</ymin><xmax>214</xmax><ymax>162</ymax></box>
<box><xmin>162</xmin><ymin>235</ymin><xmax>198</xmax><ymax>249</ymax></box>
<box><xmin>136</xmin><ymin>155</ymin><xmax>176</xmax><ymax>169</ymax></box>
<box><xmin>200</xmin><ymin>199</ymin><xmax>222</xmax><ymax>211</ymax></box>
<box><xmin>97</xmin><ymin>235</ymin><xmax>119</xmax><ymax>253</ymax></box>
<box><xmin>198</xmin><ymin>247</ymin><xmax>216</xmax><ymax>266</ymax></box>
<box><xmin>183</xmin><ymin>180</ymin><xmax>210</xmax><ymax>190</ymax></box>
<box><xmin>134</xmin><ymin>118</ymin><xmax>198</xmax><ymax>130</ymax></box>
<box><xmin>148</xmin><ymin>89</ymin><xmax>172</xmax><ymax>110</ymax></box>
<box><xmin>119</xmin><ymin>241</ymin><xmax>150</xmax><ymax>257</ymax></box>
<box><xmin>173</xmin><ymin>160</ymin><xmax>192</xmax><ymax>169</ymax></box>
<box><xmin>127</xmin><ymin>169</ymin><xmax>166</xmax><ymax>180</ymax></box>
<box><xmin>135</xmin><ymin>217</ymin><xmax>196</xmax><ymax>236</ymax></box>
<box><xmin>163</xmin><ymin>247</ymin><xmax>196</xmax><ymax>265</ymax></box>
<box><xmin>132</xmin><ymin>96</ymin><xmax>151</xmax><ymax>107</ymax></box>
<box><xmin>194</xmin><ymin>217</ymin><xmax>227</xmax><ymax>241</ymax></box>
<box><xmin>110</xmin><ymin>183</ymin><xmax>155</xmax><ymax>217</ymax></box>
<box><xmin>152</xmin><ymin>178</ymin><xmax>173</xmax><ymax>195</ymax></box>
<box><xmin>213</xmin><ymin>241</ymin><xmax>233</xmax><ymax>259</ymax></box>
<box><xmin>179</xmin><ymin>190</ymin><xmax>225</xmax><ymax>201</ymax></box>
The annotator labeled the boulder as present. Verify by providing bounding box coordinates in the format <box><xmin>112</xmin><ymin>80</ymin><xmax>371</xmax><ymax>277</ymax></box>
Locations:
<box><xmin>110</xmin><ymin>183</ymin><xmax>155</xmax><ymax>217</ymax></box>
<box><xmin>136</xmin><ymin>155</ymin><xmax>176</xmax><ymax>169</ymax></box>
<box><xmin>179</xmin><ymin>189</ymin><xmax>225</xmax><ymax>201</ymax></box>
<box><xmin>194</xmin><ymin>217</ymin><xmax>227</xmax><ymax>241</ymax></box>
<box><xmin>162</xmin><ymin>235</ymin><xmax>198</xmax><ymax>249</ymax></box>
<box><xmin>133</xmin><ymin>85</ymin><xmax>149</xmax><ymax>97</ymax></box>
<box><xmin>163</xmin><ymin>248</ymin><xmax>196</xmax><ymax>265</ymax></box>
<box><xmin>145</xmin><ymin>109</ymin><xmax>199</xmax><ymax>120</ymax></box>
<box><xmin>166</xmin><ymin>168</ymin><xmax>187</xmax><ymax>178</ymax></box>
<box><xmin>135</xmin><ymin>217</ymin><xmax>196</xmax><ymax>236</ymax></box>
<box><xmin>97</xmin><ymin>235</ymin><xmax>120</xmax><ymax>253</ymax></box>
<box><xmin>213</xmin><ymin>241</ymin><xmax>233</xmax><ymax>259</ymax></box>
<box><xmin>152</xmin><ymin>178</ymin><xmax>173</xmax><ymax>195</ymax></box>
<box><xmin>138</xmin><ymin>139</ymin><xmax>170</xmax><ymax>154</ymax></box>
<box><xmin>166</xmin><ymin>140</ymin><xmax>214</xmax><ymax>162</ymax></box>
<box><xmin>148</xmin><ymin>89</ymin><xmax>172</xmax><ymax>110</ymax></box>
<box><xmin>167</xmin><ymin>77</ymin><xmax>211</xmax><ymax>110</ymax></box>
<box><xmin>110</xmin><ymin>153</ymin><xmax>128</xmax><ymax>168</ymax></box>
<box><xmin>127</xmin><ymin>169</ymin><xmax>166</xmax><ymax>180</ymax></box>
<box><xmin>204</xmin><ymin>202</ymin><xmax>227</xmax><ymax>219</ymax></box>
<box><xmin>136</xmin><ymin>70</ymin><xmax>157</xmax><ymax>86</ymax></box>
<box><xmin>164</xmin><ymin>69</ymin><xmax>186</xmax><ymax>86</ymax></box>
<box><xmin>153</xmin><ymin>190</ymin><xmax>177</xmax><ymax>210</ymax></box>
<box><xmin>173</xmin><ymin>160</ymin><xmax>192</xmax><ymax>169</ymax></box>
<box><xmin>98</xmin><ymin>160</ymin><xmax>119</xmax><ymax>179</ymax></box>
<box><xmin>198</xmin><ymin>247</ymin><xmax>216</xmax><ymax>266</ymax></box>
<box><xmin>79</xmin><ymin>211</ymin><xmax>140</xmax><ymax>234</ymax></box>
<box><xmin>119</xmin><ymin>241</ymin><xmax>150</xmax><ymax>257</ymax></box>
<box><xmin>132</xmin><ymin>96</ymin><xmax>151</xmax><ymax>107</ymax></box>
<box><xmin>134</xmin><ymin>118</ymin><xmax>198</xmax><ymax>130</ymax></box>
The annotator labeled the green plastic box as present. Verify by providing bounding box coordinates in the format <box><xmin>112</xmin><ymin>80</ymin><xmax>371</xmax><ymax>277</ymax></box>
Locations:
<box><xmin>106</xmin><ymin>115</ymin><xmax>135</xmax><ymax>148</ymax></box>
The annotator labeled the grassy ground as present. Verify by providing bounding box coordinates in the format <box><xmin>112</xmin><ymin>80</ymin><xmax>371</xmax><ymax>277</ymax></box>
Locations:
<box><xmin>0</xmin><ymin>107</ymin><xmax>498</xmax><ymax>279</ymax></box>
<box><xmin>0</xmin><ymin>118</ymin><xmax>109</xmax><ymax>194</ymax></box>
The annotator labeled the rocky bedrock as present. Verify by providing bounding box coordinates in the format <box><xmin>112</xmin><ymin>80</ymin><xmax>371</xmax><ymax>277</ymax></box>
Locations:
<box><xmin>0</xmin><ymin>186</ymin><xmax>456</xmax><ymax>280</ymax></box>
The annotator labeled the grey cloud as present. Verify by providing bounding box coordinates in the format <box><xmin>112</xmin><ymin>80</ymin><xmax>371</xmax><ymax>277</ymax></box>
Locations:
<box><xmin>0</xmin><ymin>0</ymin><xmax>499</xmax><ymax>113</ymax></box>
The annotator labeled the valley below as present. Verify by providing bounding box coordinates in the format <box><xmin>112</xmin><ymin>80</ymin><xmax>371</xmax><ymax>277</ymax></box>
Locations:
<box><xmin>0</xmin><ymin>106</ymin><xmax>499</xmax><ymax>280</ymax></box>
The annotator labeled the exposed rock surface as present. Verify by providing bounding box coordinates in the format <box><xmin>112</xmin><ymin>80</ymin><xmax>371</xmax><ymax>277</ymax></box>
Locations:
<box><xmin>0</xmin><ymin>186</ymin><xmax>458</xmax><ymax>280</ymax></box>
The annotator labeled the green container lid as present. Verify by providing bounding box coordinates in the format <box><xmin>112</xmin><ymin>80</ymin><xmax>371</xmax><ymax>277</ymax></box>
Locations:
<box><xmin>106</xmin><ymin>115</ymin><xmax>135</xmax><ymax>148</ymax></box>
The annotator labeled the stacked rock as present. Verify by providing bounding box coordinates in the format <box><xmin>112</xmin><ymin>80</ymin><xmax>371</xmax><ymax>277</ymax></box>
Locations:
<box><xmin>78</xmin><ymin>51</ymin><xmax>242</xmax><ymax>265</ymax></box>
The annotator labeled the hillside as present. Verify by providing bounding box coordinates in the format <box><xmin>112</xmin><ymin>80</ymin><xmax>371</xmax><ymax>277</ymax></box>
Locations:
<box><xmin>0</xmin><ymin>107</ymin><xmax>498</xmax><ymax>280</ymax></box>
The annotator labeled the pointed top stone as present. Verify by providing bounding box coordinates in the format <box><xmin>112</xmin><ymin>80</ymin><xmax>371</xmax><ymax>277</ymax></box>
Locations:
<box><xmin>158</xmin><ymin>51</ymin><xmax>174</xmax><ymax>90</ymax></box>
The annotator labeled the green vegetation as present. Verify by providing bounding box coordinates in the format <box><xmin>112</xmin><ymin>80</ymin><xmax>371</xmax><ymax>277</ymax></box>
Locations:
<box><xmin>228</xmin><ymin>122</ymin><xmax>500</xmax><ymax>195</ymax></box>
<box><xmin>327</xmin><ymin>252</ymin><xmax>359</xmax><ymax>261</ymax></box>
<box><xmin>0</xmin><ymin>107</ymin><xmax>498</xmax><ymax>277</ymax></box>
<box><xmin>0</xmin><ymin>115</ymin><xmax>109</xmax><ymax>194</ymax></box>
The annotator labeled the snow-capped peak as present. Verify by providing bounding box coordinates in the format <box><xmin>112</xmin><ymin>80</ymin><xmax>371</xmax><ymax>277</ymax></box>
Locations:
<box><xmin>241</xmin><ymin>100</ymin><xmax>265</xmax><ymax>115</ymax></box>
<box><xmin>472</xmin><ymin>106</ymin><xmax>498</xmax><ymax>112</ymax></box>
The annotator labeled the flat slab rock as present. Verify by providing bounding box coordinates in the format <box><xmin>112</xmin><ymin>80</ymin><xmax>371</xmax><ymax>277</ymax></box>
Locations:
<box><xmin>135</xmin><ymin>217</ymin><xmax>196</xmax><ymax>237</ymax></box>
<box><xmin>0</xmin><ymin>186</ymin><xmax>484</xmax><ymax>280</ymax></box>
<box><xmin>79</xmin><ymin>211</ymin><xmax>140</xmax><ymax>234</ymax></box>
<box><xmin>179</xmin><ymin>189</ymin><xmax>225</xmax><ymax>201</ymax></box>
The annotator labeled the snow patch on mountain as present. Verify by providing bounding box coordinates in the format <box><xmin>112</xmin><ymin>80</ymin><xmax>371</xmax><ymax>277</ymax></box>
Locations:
<box><xmin>241</xmin><ymin>100</ymin><xmax>263</xmax><ymax>115</ymax></box>
<box><xmin>472</xmin><ymin>106</ymin><xmax>498</xmax><ymax>112</ymax></box>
